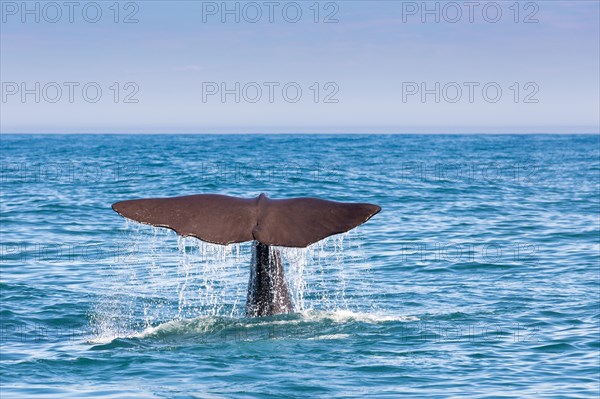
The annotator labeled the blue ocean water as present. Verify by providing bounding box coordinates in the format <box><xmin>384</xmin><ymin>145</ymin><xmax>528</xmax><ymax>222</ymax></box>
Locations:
<box><xmin>0</xmin><ymin>134</ymin><xmax>599</xmax><ymax>398</ymax></box>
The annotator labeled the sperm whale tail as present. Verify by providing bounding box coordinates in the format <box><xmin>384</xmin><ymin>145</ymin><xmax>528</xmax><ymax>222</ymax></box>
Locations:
<box><xmin>111</xmin><ymin>193</ymin><xmax>381</xmax><ymax>317</ymax></box>
<box><xmin>245</xmin><ymin>242</ymin><xmax>292</xmax><ymax>317</ymax></box>
<box><xmin>112</xmin><ymin>193</ymin><xmax>381</xmax><ymax>248</ymax></box>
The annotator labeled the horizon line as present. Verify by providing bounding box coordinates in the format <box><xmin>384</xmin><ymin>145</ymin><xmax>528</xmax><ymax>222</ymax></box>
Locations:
<box><xmin>2</xmin><ymin>132</ymin><xmax>599</xmax><ymax>135</ymax></box>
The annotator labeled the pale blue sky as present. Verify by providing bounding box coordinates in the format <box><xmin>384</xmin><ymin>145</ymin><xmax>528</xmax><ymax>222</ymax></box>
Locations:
<box><xmin>1</xmin><ymin>0</ymin><xmax>599</xmax><ymax>133</ymax></box>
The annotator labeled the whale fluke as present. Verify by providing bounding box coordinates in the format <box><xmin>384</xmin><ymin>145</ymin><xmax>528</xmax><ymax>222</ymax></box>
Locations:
<box><xmin>112</xmin><ymin>193</ymin><xmax>381</xmax><ymax>317</ymax></box>
<box><xmin>112</xmin><ymin>193</ymin><xmax>380</xmax><ymax>248</ymax></box>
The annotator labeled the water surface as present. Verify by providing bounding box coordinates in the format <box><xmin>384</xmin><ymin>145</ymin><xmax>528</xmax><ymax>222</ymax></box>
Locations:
<box><xmin>1</xmin><ymin>134</ymin><xmax>599</xmax><ymax>398</ymax></box>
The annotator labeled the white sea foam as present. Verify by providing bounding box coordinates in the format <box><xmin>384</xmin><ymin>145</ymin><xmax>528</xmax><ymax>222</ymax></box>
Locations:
<box><xmin>299</xmin><ymin>309</ymin><xmax>420</xmax><ymax>324</ymax></box>
<box><xmin>88</xmin><ymin>309</ymin><xmax>419</xmax><ymax>344</ymax></box>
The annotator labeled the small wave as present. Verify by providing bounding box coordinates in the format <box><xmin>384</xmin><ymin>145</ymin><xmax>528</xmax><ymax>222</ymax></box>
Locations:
<box><xmin>88</xmin><ymin>315</ymin><xmax>232</xmax><ymax>344</ymax></box>
<box><xmin>299</xmin><ymin>309</ymin><xmax>419</xmax><ymax>324</ymax></box>
<box><xmin>532</xmin><ymin>342</ymin><xmax>577</xmax><ymax>352</ymax></box>
<box><xmin>309</xmin><ymin>333</ymin><xmax>350</xmax><ymax>340</ymax></box>
<box><xmin>87</xmin><ymin>310</ymin><xmax>418</xmax><ymax>344</ymax></box>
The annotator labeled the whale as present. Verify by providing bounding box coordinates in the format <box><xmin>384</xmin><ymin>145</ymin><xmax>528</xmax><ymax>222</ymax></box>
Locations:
<box><xmin>112</xmin><ymin>193</ymin><xmax>381</xmax><ymax>317</ymax></box>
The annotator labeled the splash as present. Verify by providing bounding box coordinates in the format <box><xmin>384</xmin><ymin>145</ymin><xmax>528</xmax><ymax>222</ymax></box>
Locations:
<box><xmin>275</xmin><ymin>231</ymin><xmax>365</xmax><ymax>312</ymax></box>
<box><xmin>88</xmin><ymin>309</ymin><xmax>418</xmax><ymax>345</ymax></box>
<box><xmin>90</xmin><ymin>221</ymin><xmax>373</xmax><ymax>341</ymax></box>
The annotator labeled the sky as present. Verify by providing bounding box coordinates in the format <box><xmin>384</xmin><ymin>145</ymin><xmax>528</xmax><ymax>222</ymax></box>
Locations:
<box><xmin>1</xmin><ymin>0</ymin><xmax>599</xmax><ymax>133</ymax></box>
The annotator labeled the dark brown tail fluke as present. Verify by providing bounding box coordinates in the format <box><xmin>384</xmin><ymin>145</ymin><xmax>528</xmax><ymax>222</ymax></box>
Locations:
<box><xmin>112</xmin><ymin>193</ymin><xmax>381</xmax><ymax>317</ymax></box>
<box><xmin>112</xmin><ymin>193</ymin><xmax>381</xmax><ymax>248</ymax></box>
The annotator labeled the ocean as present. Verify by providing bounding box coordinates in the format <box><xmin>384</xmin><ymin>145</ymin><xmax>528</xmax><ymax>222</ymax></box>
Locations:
<box><xmin>1</xmin><ymin>134</ymin><xmax>599</xmax><ymax>398</ymax></box>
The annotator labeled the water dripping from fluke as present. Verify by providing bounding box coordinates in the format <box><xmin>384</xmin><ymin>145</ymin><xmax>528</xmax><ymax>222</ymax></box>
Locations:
<box><xmin>92</xmin><ymin>193</ymin><xmax>381</xmax><ymax>341</ymax></box>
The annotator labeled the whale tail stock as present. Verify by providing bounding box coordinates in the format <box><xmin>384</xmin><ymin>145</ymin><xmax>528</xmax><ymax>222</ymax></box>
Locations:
<box><xmin>245</xmin><ymin>242</ymin><xmax>293</xmax><ymax>317</ymax></box>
